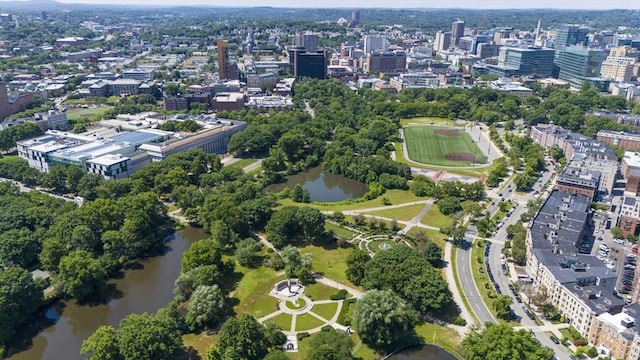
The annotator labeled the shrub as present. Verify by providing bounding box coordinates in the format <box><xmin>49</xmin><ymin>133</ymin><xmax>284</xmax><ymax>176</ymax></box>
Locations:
<box><xmin>330</xmin><ymin>289</ymin><xmax>349</xmax><ymax>300</ymax></box>
<box><xmin>587</xmin><ymin>347</ymin><xmax>598</xmax><ymax>358</ymax></box>
<box><xmin>452</xmin><ymin>316</ymin><xmax>467</xmax><ymax>326</ymax></box>
<box><xmin>296</xmin><ymin>332</ymin><xmax>310</xmax><ymax>341</ymax></box>
<box><xmin>337</xmin><ymin>298</ymin><xmax>356</xmax><ymax>326</ymax></box>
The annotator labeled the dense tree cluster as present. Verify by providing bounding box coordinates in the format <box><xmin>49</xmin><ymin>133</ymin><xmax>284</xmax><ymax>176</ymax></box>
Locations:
<box><xmin>0</xmin><ymin>122</ymin><xmax>43</xmax><ymax>151</ymax></box>
<box><xmin>410</xmin><ymin>175</ymin><xmax>485</xmax><ymax>201</ymax></box>
<box><xmin>504</xmin><ymin>133</ymin><xmax>546</xmax><ymax>191</ymax></box>
<box><xmin>359</xmin><ymin>246</ymin><xmax>452</xmax><ymax>315</ymax></box>
<box><xmin>265</xmin><ymin>206</ymin><xmax>325</xmax><ymax>248</ymax></box>
<box><xmin>506</xmin><ymin>223</ymin><xmax>527</xmax><ymax>265</ymax></box>
<box><xmin>462</xmin><ymin>323</ymin><xmax>554</xmax><ymax>360</ymax></box>
<box><xmin>81</xmin><ymin>307</ymin><xmax>184</xmax><ymax>360</ymax></box>
<box><xmin>352</xmin><ymin>289</ymin><xmax>417</xmax><ymax>350</ymax></box>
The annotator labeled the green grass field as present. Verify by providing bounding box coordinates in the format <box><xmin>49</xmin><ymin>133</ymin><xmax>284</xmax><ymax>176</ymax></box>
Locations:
<box><xmin>66</xmin><ymin>106</ymin><xmax>113</xmax><ymax>121</ymax></box>
<box><xmin>404</xmin><ymin>126</ymin><xmax>485</xmax><ymax>167</ymax></box>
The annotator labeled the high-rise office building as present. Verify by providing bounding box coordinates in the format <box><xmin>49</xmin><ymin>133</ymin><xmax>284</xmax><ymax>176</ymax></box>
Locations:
<box><xmin>363</xmin><ymin>51</ymin><xmax>406</xmax><ymax>74</ymax></box>
<box><xmin>295</xmin><ymin>32</ymin><xmax>319</xmax><ymax>52</ymax></box>
<box><xmin>350</xmin><ymin>10</ymin><xmax>360</xmax><ymax>27</ymax></box>
<box><xmin>555</xmin><ymin>46</ymin><xmax>608</xmax><ymax>90</ymax></box>
<box><xmin>451</xmin><ymin>20</ymin><xmax>465</xmax><ymax>47</ymax></box>
<box><xmin>486</xmin><ymin>47</ymin><xmax>555</xmax><ymax>78</ymax></box>
<box><xmin>498</xmin><ymin>47</ymin><xmax>555</xmax><ymax>77</ymax></box>
<box><xmin>363</xmin><ymin>35</ymin><xmax>388</xmax><ymax>54</ymax></box>
<box><xmin>217</xmin><ymin>39</ymin><xmax>230</xmax><ymax>80</ymax></box>
<box><xmin>290</xmin><ymin>48</ymin><xmax>327</xmax><ymax>80</ymax></box>
<box><xmin>434</xmin><ymin>31</ymin><xmax>451</xmax><ymax>51</ymax></box>
<box><xmin>555</xmin><ymin>25</ymin><xmax>589</xmax><ymax>51</ymax></box>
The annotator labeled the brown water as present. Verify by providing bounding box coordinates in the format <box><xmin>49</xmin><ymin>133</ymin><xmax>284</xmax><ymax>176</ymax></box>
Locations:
<box><xmin>9</xmin><ymin>227</ymin><xmax>208</xmax><ymax>360</ymax></box>
<box><xmin>387</xmin><ymin>344</ymin><xmax>459</xmax><ymax>360</ymax></box>
<box><xmin>265</xmin><ymin>165</ymin><xmax>368</xmax><ymax>202</ymax></box>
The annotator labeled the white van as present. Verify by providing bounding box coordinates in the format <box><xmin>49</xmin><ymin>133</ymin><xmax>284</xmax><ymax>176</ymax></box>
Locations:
<box><xmin>599</xmin><ymin>244</ymin><xmax>609</xmax><ymax>252</ymax></box>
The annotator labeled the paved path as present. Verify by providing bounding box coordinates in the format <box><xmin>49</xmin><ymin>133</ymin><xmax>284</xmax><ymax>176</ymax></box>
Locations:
<box><xmin>313</xmin><ymin>274</ymin><xmax>364</xmax><ymax>298</ymax></box>
<box><xmin>400</xmin><ymin>201</ymin><xmax>433</xmax><ymax>234</ymax></box>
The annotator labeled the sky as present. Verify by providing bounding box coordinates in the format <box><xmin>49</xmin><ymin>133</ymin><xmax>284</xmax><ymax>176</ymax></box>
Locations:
<box><xmin>30</xmin><ymin>0</ymin><xmax>640</xmax><ymax>10</ymax></box>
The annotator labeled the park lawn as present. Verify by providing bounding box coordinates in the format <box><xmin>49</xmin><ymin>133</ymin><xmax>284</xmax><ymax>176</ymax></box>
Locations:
<box><xmin>324</xmin><ymin>222</ymin><xmax>357</xmax><ymax>240</ymax></box>
<box><xmin>232</xmin><ymin>266</ymin><xmax>284</xmax><ymax>318</ymax></box>
<box><xmin>265</xmin><ymin>313</ymin><xmax>293</xmax><ymax>332</ymax></box>
<box><xmin>300</xmin><ymin>244</ymin><xmax>362</xmax><ymax>290</ymax></box>
<box><xmin>246</xmin><ymin>165</ymin><xmax>263</xmax><ymax>175</ymax></box>
<box><xmin>226</xmin><ymin>158</ymin><xmax>257</xmax><ymax>170</ymax></box>
<box><xmin>65</xmin><ymin>106</ymin><xmax>113</xmax><ymax>121</ymax></box>
<box><xmin>352</xmin><ymin>335</ymin><xmax>378</xmax><ymax>359</ymax></box>
<box><xmin>295</xmin><ymin>313</ymin><xmax>326</xmax><ymax>331</ymax></box>
<box><xmin>365</xmin><ymin>203</ymin><xmax>426</xmax><ymax>222</ymax></box>
<box><xmin>421</xmin><ymin>205</ymin><xmax>452</xmax><ymax>229</ymax></box>
<box><xmin>401</xmin><ymin>117</ymin><xmax>457</xmax><ymax>126</ymax></box>
<box><xmin>406</xmin><ymin>228</ymin><xmax>449</xmax><ymax>249</ymax></box>
<box><xmin>278</xmin><ymin>189</ymin><xmax>424</xmax><ymax>212</ymax></box>
<box><xmin>182</xmin><ymin>332</ymin><xmax>218</xmax><ymax>358</ymax></box>
<box><xmin>309</xmin><ymin>302</ymin><xmax>339</xmax><ymax>321</ymax></box>
<box><xmin>404</xmin><ymin>126</ymin><xmax>485</xmax><ymax>167</ymax></box>
<box><xmin>303</xmin><ymin>281</ymin><xmax>344</xmax><ymax>301</ymax></box>
<box><xmin>414</xmin><ymin>322</ymin><xmax>464</xmax><ymax>359</ymax></box>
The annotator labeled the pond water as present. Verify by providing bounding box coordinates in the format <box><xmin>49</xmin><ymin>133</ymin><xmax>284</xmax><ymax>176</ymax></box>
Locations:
<box><xmin>265</xmin><ymin>165</ymin><xmax>368</xmax><ymax>202</ymax></box>
<box><xmin>9</xmin><ymin>227</ymin><xmax>208</xmax><ymax>360</ymax></box>
<box><xmin>387</xmin><ymin>344</ymin><xmax>459</xmax><ymax>360</ymax></box>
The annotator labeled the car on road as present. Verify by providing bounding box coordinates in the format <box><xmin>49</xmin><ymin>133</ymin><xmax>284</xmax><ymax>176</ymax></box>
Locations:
<box><xmin>550</xmin><ymin>336</ymin><xmax>560</xmax><ymax>344</ymax></box>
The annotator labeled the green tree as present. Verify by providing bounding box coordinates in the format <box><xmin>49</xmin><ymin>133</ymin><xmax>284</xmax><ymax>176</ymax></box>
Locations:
<box><xmin>352</xmin><ymin>289</ymin><xmax>417</xmax><ymax>350</ymax></box>
<box><xmin>234</xmin><ymin>238</ymin><xmax>261</xmax><ymax>268</ymax></box>
<box><xmin>462</xmin><ymin>323</ymin><xmax>554</xmax><ymax>360</ymax></box>
<box><xmin>0</xmin><ymin>267</ymin><xmax>44</xmax><ymax>345</ymax></box>
<box><xmin>437</xmin><ymin>196</ymin><xmax>462</xmax><ymax>215</ymax></box>
<box><xmin>185</xmin><ymin>285</ymin><xmax>227</xmax><ymax>331</ymax></box>
<box><xmin>421</xmin><ymin>242</ymin><xmax>442</xmax><ymax>267</ymax></box>
<box><xmin>493</xmin><ymin>294</ymin><xmax>513</xmax><ymax>319</ymax></box>
<box><xmin>218</xmin><ymin>315</ymin><xmax>271</xmax><ymax>360</ymax></box>
<box><xmin>307</xmin><ymin>327</ymin><xmax>354</xmax><ymax>360</ymax></box>
<box><xmin>290</xmin><ymin>184</ymin><xmax>310</xmax><ymax>203</ymax></box>
<box><xmin>57</xmin><ymin>250</ymin><xmax>107</xmax><ymax>300</ymax></box>
<box><xmin>116</xmin><ymin>312</ymin><xmax>183</xmax><ymax>360</ymax></box>
<box><xmin>181</xmin><ymin>238</ymin><xmax>223</xmax><ymax>273</ymax></box>
<box><xmin>0</xmin><ymin>228</ymin><xmax>41</xmax><ymax>268</ymax></box>
<box><xmin>81</xmin><ymin>325</ymin><xmax>122</xmax><ymax>360</ymax></box>
<box><xmin>345</xmin><ymin>249</ymin><xmax>371</xmax><ymax>286</ymax></box>
<box><xmin>209</xmin><ymin>221</ymin><xmax>242</xmax><ymax>249</ymax></box>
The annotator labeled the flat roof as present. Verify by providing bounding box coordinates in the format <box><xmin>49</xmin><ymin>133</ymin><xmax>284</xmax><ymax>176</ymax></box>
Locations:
<box><xmin>87</xmin><ymin>154</ymin><xmax>130</xmax><ymax>166</ymax></box>
<box><xmin>624</xmin><ymin>152</ymin><xmax>640</xmax><ymax>168</ymax></box>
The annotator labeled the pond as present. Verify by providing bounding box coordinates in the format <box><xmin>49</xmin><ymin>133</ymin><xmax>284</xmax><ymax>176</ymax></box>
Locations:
<box><xmin>265</xmin><ymin>165</ymin><xmax>368</xmax><ymax>202</ymax></box>
<box><xmin>387</xmin><ymin>344</ymin><xmax>459</xmax><ymax>360</ymax></box>
<box><xmin>9</xmin><ymin>227</ymin><xmax>208</xmax><ymax>360</ymax></box>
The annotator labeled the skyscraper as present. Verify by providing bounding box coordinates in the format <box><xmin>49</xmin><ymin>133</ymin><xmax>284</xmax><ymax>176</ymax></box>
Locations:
<box><xmin>217</xmin><ymin>39</ymin><xmax>230</xmax><ymax>80</ymax></box>
<box><xmin>434</xmin><ymin>31</ymin><xmax>451</xmax><ymax>51</ymax></box>
<box><xmin>294</xmin><ymin>32</ymin><xmax>319</xmax><ymax>52</ymax></box>
<box><xmin>555</xmin><ymin>25</ymin><xmax>589</xmax><ymax>51</ymax></box>
<box><xmin>451</xmin><ymin>20</ymin><xmax>465</xmax><ymax>47</ymax></box>
<box><xmin>350</xmin><ymin>10</ymin><xmax>360</xmax><ymax>27</ymax></box>
<box><xmin>290</xmin><ymin>48</ymin><xmax>327</xmax><ymax>80</ymax></box>
<box><xmin>363</xmin><ymin>35</ymin><xmax>388</xmax><ymax>54</ymax></box>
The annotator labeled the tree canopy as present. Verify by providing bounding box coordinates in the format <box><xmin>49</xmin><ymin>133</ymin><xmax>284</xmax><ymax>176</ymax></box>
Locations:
<box><xmin>462</xmin><ymin>323</ymin><xmax>555</xmax><ymax>360</ymax></box>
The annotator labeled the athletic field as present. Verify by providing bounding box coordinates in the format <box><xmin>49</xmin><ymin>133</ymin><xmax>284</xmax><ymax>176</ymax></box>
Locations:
<box><xmin>404</xmin><ymin>126</ymin><xmax>486</xmax><ymax>167</ymax></box>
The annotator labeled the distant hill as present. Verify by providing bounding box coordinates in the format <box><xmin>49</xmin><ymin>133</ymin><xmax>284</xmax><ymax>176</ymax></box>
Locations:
<box><xmin>0</xmin><ymin>0</ymin><xmax>65</xmax><ymax>10</ymax></box>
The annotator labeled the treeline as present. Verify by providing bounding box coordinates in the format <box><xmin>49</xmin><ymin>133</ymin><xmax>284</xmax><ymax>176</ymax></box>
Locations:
<box><xmin>0</xmin><ymin>122</ymin><xmax>43</xmax><ymax>151</ymax></box>
<box><xmin>504</xmin><ymin>132</ymin><xmax>546</xmax><ymax>191</ymax></box>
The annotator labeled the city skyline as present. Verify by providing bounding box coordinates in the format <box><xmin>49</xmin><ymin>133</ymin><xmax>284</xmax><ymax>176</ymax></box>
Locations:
<box><xmin>2</xmin><ymin>0</ymin><xmax>637</xmax><ymax>10</ymax></box>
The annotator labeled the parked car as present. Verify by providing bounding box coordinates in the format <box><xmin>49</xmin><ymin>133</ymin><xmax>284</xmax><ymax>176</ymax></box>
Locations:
<box><xmin>550</xmin><ymin>336</ymin><xmax>560</xmax><ymax>344</ymax></box>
